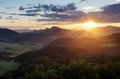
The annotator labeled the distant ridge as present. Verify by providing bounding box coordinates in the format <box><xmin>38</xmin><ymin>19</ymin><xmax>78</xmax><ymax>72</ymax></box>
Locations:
<box><xmin>0</xmin><ymin>28</ymin><xmax>19</xmax><ymax>42</ymax></box>
<box><xmin>1</xmin><ymin>26</ymin><xmax>120</xmax><ymax>43</ymax></box>
<box><xmin>93</xmin><ymin>26</ymin><xmax>120</xmax><ymax>35</ymax></box>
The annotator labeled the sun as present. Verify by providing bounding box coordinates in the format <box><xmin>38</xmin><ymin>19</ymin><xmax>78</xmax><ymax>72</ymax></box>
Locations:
<box><xmin>73</xmin><ymin>20</ymin><xmax>98</xmax><ymax>30</ymax></box>
<box><xmin>83</xmin><ymin>21</ymin><xmax>97</xmax><ymax>28</ymax></box>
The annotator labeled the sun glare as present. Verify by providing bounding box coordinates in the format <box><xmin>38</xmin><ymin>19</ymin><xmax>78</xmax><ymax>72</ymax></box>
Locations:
<box><xmin>83</xmin><ymin>21</ymin><xmax>97</xmax><ymax>28</ymax></box>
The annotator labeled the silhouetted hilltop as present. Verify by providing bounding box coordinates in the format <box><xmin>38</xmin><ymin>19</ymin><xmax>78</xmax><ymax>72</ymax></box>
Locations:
<box><xmin>31</xmin><ymin>26</ymin><xmax>69</xmax><ymax>34</ymax></box>
<box><xmin>93</xmin><ymin>26</ymin><xmax>120</xmax><ymax>35</ymax></box>
<box><xmin>0</xmin><ymin>28</ymin><xmax>19</xmax><ymax>42</ymax></box>
<box><xmin>15</xmin><ymin>26</ymin><xmax>70</xmax><ymax>44</ymax></box>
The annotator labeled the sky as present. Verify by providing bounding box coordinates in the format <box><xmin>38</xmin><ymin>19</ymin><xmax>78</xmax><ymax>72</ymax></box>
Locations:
<box><xmin>0</xmin><ymin>0</ymin><xmax>120</xmax><ymax>29</ymax></box>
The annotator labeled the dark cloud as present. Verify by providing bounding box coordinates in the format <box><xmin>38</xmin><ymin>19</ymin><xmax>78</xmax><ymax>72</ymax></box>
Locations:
<box><xmin>102</xmin><ymin>3</ymin><xmax>120</xmax><ymax>15</ymax></box>
<box><xmin>47</xmin><ymin>3</ymin><xmax>76</xmax><ymax>12</ymax></box>
<box><xmin>18</xmin><ymin>3</ymin><xmax>86</xmax><ymax>22</ymax></box>
<box><xmin>6</xmin><ymin>16</ymin><xmax>19</xmax><ymax>21</ymax></box>
<box><xmin>97</xmin><ymin>3</ymin><xmax>120</xmax><ymax>22</ymax></box>
<box><xmin>19</xmin><ymin>7</ymin><xmax>25</xmax><ymax>11</ymax></box>
<box><xmin>3</xmin><ymin>2</ymin><xmax>120</xmax><ymax>23</ymax></box>
<box><xmin>39</xmin><ymin>11</ymin><xmax>86</xmax><ymax>22</ymax></box>
<box><xmin>87</xmin><ymin>12</ymin><xmax>120</xmax><ymax>23</ymax></box>
<box><xmin>19</xmin><ymin>13</ymin><xmax>38</xmax><ymax>16</ymax></box>
<box><xmin>0</xmin><ymin>11</ymin><xmax>37</xmax><ymax>17</ymax></box>
<box><xmin>66</xmin><ymin>3</ymin><xmax>76</xmax><ymax>11</ymax></box>
<box><xmin>37</xmin><ymin>19</ymin><xmax>54</xmax><ymax>22</ymax></box>
<box><xmin>1</xmin><ymin>3</ymin><xmax>80</xmax><ymax>22</ymax></box>
<box><xmin>0</xmin><ymin>16</ymin><xmax>1</xmax><ymax>19</ymax></box>
<box><xmin>19</xmin><ymin>3</ymin><xmax>77</xmax><ymax>14</ymax></box>
<box><xmin>26</xmin><ymin>9</ymin><xmax>41</xmax><ymax>14</ymax></box>
<box><xmin>41</xmin><ymin>13</ymin><xmax>70</xmax><ymax>20</ymax></box>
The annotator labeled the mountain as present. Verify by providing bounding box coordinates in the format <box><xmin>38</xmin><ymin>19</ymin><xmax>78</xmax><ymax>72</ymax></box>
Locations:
<box><xmin>0</xmin><ymin>28</ymin><xmax>19</xmax><ymax>42</ymax></box>
<box><xmin>1</xmin><ymin>26</ymin><xmax>120</xmax><ymax>44</ymax></box>
<box><xmin>14</xmin><ymin>29</ymin><xmax>32</xmax><ymax>33</ymax></box>
<box><xmin>106</xmin><ymin>33</ymin><xmax>120</xmax><ymax>39</ymax></box>
<box><xmin>15</xmin><ymin>37</ymin><xmax>120</xmax><ymax>66</ymax></box>
<box><xmin>103</xmin><ymin>33</ymin><xmax>120</xmax><ymax>45</ymax></box>
<box><xmin>14</xmin><ymin>26</ymin><xmax>70</xmax><ymax>44</ymax></box>
<box><xmin>31</xmin><ymin>26</ymin><xmax>69</xmax><ymax>34</ymax></box>
<box><xmin>92</xmin><ymin>26</ymin><xmax>120</xmax><ymax>36</ymax></box>
<box><xmin>14</xmin><ymin>26</ymin><xmax>120</xmax><ymax>66</ymax></box>
<box><xmin>0</xmin><ymin>28</ymin><xmax>18</xmax><ymax>38</ymax></box>
<box><xmin>15</xmin><ymin>47</ymin><xmax>86</xmax><ymax>65</ymax></box>
<box><xmin>46</xmin><ymin>37</ymin><xmax>103</xmax><ymax>51</ymax></box>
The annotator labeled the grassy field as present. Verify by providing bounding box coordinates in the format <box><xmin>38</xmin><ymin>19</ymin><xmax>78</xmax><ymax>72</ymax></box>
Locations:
<box><xmin>0</xmin><ymin>61</ymin><xmax>20</xmax><ymax>76</ymax></box>
<box><xmin>0</xmin><ymin>42</ymin><xmax>43</xmax><ymax>54</ymax></box>
<box><xmin>0</xmin><ymin>42</ymin><xmax>43</xmax><ymax>76</ymax></box>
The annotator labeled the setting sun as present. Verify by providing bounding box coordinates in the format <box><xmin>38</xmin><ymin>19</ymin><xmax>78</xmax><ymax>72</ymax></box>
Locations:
<box><xmin>83</xmin><ymin>21</ymin><xmax>97</xmax><ymax>28</ymax></box>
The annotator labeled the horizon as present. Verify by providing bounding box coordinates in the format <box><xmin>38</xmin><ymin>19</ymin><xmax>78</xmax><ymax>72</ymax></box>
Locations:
<box><xmin>1</xmin><ymin>25</ymin><xmax>120</xmax><ymax>33</ymax></box>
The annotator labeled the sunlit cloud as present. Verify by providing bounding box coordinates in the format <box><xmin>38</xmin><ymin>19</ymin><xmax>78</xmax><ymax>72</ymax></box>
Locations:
<box><xmin>116</xmin><ymin>0</ymin><xmax>120</xmax><ymax>2</ymax></box>
<box><xmin>82</xmin><ymin>6</ymin><xmax>95</xmax><ymax>12</ymax></box>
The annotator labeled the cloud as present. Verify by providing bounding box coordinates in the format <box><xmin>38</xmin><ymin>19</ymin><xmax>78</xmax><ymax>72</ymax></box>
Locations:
<box><xmin>17</xmin><ymin>3</ymin><xmax>87</xmax><ymax>22</ymax></box>
<box><xmin>85</xmin><ymin>3</ymin><xmax>120</xmax><ymax>23</ymax></box>
<box><xmin>41</xmin><ymin>13</ymin><xmax>69</xmax><ymax>20</ymax></box>
<box><xmin>0</xmin><ymin>16</ymin><xmax>1</xmax><ymax>19</ymax></box>
<box><xmin>1</xmin><ymin>3</ymin><xmax>84</xmax><ymax>23</ymax></box>
<box><xmin>3</xmin><ymin>2</ymin><xmax>120</xmax><ymax>23</ymax></box>
<box><xmin>102</xmin><ymin>3</ymin><xmax>120</xmax><ymax>15</ymax></box>
<box><xmin>19</xmin><ymin>3</ymin><xmax>77</xmax><ymax>15</ymax></box>
<box><xmin>0</xmin><ymin>11</ymin><xmax>17</xmax><ymax>16</ymax></box>
<box><xmin>19</xmin><ymin>7</ymin><xmax>25</xmax><ymax>11</ymax></box>
<box><xmin>97</xmin><ymin>3</ymin><xmax>120</xmax><ymax>22</ymax></box>
<box><xmin>82</xmin><ymin>6</ymin><xmax>95</xmax><ymax>12</ymax></box>
<box><xmin>19</xmin><ymin>13</ymin><xmax>38</xmax><ymax>16</ymax></box>
<box><xmin>41</xmin><ymin>22</ymin><xmax>71</xmax><ymax>25</ymax></box>
<box><xmin>38</xmin><ymin>11</ymin><xmax>86</xmax><ymax>22</ymax></box>
<box><xmin>116</xmin><ymin>0</ymin><xmax>120</xmax><ymax>2</ymax></box>
<box><xmin>6</xmin><ymin>16</ymin><xmax>19</xmax><ymax>21</ymax></box>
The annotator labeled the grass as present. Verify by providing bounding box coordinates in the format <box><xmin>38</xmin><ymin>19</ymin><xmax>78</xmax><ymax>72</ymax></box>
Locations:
<box><xmin>0</xmin><ymin>42</ymin><xmax>43</xmax><ymax>54</ymax></box>
<box><xmin>0</xmin><ymin>61</ymin><xmax>20</xmax><ymax>76</ymax></box>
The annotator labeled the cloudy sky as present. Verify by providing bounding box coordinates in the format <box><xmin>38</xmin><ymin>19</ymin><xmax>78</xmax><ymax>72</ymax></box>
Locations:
<box><xmin>0</xmin><ymin>0</ymin><xmax>120</xmax><ymax>29</ymax></box>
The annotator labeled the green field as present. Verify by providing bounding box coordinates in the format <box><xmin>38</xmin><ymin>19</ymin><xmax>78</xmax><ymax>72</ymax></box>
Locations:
<box><xmin>0</xmin><ymin>42</ymin><xmax>43</xmax><ymax>54</ymax></box>
<box><xmin>0</xmin><ymin>42</ymin><xmax>43</xmax><ymax>76</ymax></box>
<box><xmin>0</xmin><ymin>61</ymin><xmax>20</xmax><ymax>76</ymax></box>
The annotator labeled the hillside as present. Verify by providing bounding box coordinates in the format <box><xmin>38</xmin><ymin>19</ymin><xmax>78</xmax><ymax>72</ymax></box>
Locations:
<box><xmin>15</xmin><ymin>36</ymin><xmax>120</xmax><ymax>66</ymax></box>
<box><xmin>46</xmin><ymin>37</ymin><xmax>104</xmax><ymax>51</ymax></box>
<box><xmin>14</xmin><ymin>27</ymin><xmax>70</xmax><ymax>44</ymax></box>
<box><xmin>15</xmin><ymin>47</ymin><xmax>86</xmax><ymax>65</ymax></box>
<box><xmin>0</xmin><ymin>28</ymin><xmax>19</xmax><ymax>42</ymax></box>
<box><xmin>1</xmin><ymin>26</ymin><xmax>120</xmax><ymax>44</ymax></box>
<box><xmin>92</xmin><ymin>26</ymin><xmax>120</xmax><ymax>36</ymax></box>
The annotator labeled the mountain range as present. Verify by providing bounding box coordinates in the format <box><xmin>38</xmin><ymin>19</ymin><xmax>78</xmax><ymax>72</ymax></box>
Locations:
<box><xmin>0</xmin><ymin>26</ymin><xmax>120</xmax><ymax>44</ymax></box>
<box><xmin>1</xmin><ymin>25</ymin><xmax>120</xmax><ymax>78</ymax></box>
